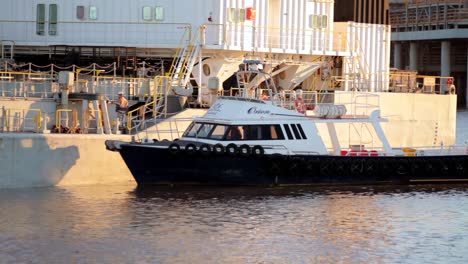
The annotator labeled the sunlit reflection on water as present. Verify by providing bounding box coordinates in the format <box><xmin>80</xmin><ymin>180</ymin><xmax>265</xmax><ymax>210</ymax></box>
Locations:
<box><xmin>1</xmin><ymin>184</ymin><xmax>468</xmax><ymax>263</ymax></box>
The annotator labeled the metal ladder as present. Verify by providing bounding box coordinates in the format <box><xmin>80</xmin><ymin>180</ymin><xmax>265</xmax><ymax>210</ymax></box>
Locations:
<box><xmin>167</xmin><ymin>27</ymin><xmax>202</xmax><ymax>94</ymax></box>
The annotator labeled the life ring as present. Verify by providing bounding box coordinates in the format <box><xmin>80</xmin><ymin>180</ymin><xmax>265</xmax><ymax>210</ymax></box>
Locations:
<box><xmin>185</xmin><ymin>143</ymin><xmax>197</xmax><ymax>155</ymax></box>
<box><xmin>199</xmin><ymin>144</ymin><xmax>211</xmax><ymax>155</ymax></box>
<box><xmin>239</xmin><ymin>144</ymin><xmax>251</xmax><ymax>156</ymax></box>
<box><xmin>168</xmin><ymin>143</ymin><xmax>180</xmax><ymax>154</ymax></box>
<box><xmin>226</xmin><ymin>143</ymin><xmax>238</xmax><ymax>155</ymax></box>
<box><xmin>449</xmin><ymin>85</ymin><xmax>456</xmax><ymax>94</ymax></box>
<box><xmin>251</xmin><ymin>145</ymin><xmax>265</xmax><ymax>156</ymax></box>
<box><xmin>295</xmin><ymin>98</ymin><xmax>306</xmax><ymax>114</ymax></box>
<box><xmin>213</xmin><ymin>143</ymin><xmax>225</xmax><ymax>154</ymax></box>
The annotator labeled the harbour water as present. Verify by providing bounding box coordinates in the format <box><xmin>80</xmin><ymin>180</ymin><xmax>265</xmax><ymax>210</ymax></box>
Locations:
<box><xmin>0</xmin><ymin>111</ymin><xmax>467</xmax><ymax>264</ymax></box>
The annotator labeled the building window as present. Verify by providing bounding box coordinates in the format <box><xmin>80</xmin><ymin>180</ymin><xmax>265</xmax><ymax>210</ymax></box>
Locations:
<box><xmin>49</xmin><ymin>4</ymin><xmax>58</xmax><ymax>35</ymax></box>
<box><xmin>227</xmin><ymin>8</ymin><xmax>246</xmax><ymax>23</ymax></box>
<box><xmin>89</xmin><ymin>6</ymin><xmax>98</xmax><ymax>20</ymax></box>
<box><xmin>36</xmin><ymin>4</ymin><xmax>46</xmax><ymax>35</ymax></box>
<box><xmin>321</xmin><ymin>15</ymin><xmax>328</xmax><ymax>29</ymax></box>
<box><xmin>228</xmin><ymin>8</ymin><xmax>236</xmax><ymax>22</ymax></box>
<box><xmin>142</xmin><ymin>6</ymin><xmax>152</xmax><ymax>21</ymax></box>
<box><xmin>76</xmin><ymin>6</ymin><xmax>85</xmax><ymax>19</ymax></box>
<box><xmin>309</xmin><ymin>15</ymin><xmax>328</xmax><ymax>29</ymax></box>
<box><xmin>155</xmin><ymin>6</ymin><xmax>164</xmax><ymax>21</ymax></box>
<box><xmin>238</xmin><ymin>8</ymin><xmax>246</xmax><ymax>22</ymax></box>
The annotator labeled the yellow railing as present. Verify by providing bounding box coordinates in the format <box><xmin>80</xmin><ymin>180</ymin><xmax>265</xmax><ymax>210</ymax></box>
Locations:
<box><xmin>124</xmin><ymin>76</ymin><xmax>172</xmax><ymax>132</ymax></box>
<box><xmin>1</xmin><ymin>108</ymin><xmax>42</xmax><ymax>132</ymax></box>
<box><xmin>55</xmin><ymin>109</ymin><xmax>78</xmax><ymax>133</ymax></box>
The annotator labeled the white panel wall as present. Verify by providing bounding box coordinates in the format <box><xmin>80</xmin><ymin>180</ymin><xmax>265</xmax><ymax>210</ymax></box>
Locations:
<box><xmin>346</xmin><ymin>22</ymin><xmax>391</xmax><ymax>92</ymax></box>
<box><xmin>0</xmin><ymin>0</ymin><xmax>388</xmax><ymax>64</ymax></box>
<box><xmin>0</xmin><ymin>0</ymin><xmax>219</xmax><ymax>47</ymax></box>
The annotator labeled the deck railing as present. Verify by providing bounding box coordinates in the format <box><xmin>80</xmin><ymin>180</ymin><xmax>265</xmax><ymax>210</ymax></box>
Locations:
<box><xmin>0</xmin><ymin>107</ymin><xmax>42</xmax><ymax>133</ymax></box>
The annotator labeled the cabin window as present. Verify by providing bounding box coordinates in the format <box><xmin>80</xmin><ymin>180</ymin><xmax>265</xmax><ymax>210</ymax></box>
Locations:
<box><xmin>76</xmin><ymin>6</ymin><xmax>85</xmax><ymax>19</ymax></box>
<box><xmin>199</xmin><ymin>124</ymin><xmax>215</xmax><ymax>138</ymax></box>
<box><xmin>36</xmin><ymin>4</ymin><xmax>46</xmax><ymax>35</ymax></box>
<box><xmin>297</xmin><ymin>124</ymin><xmax>307</xmax><ymax>139</ymax></box>
<box><xmin>89</xmin><ymin>6</ymin><xmax>98</xmax><ymax>20</ymax></box>
<box><xmin>184</xmin><ymin>122</ymin><xmax>230</xmax><ymax>139</ymax></box>
<box><xmin>243</xmin><ymin>126</ymin><xmax>261</xmax><ymax>140</ymax></box>
<box><xmin>283</xmin><ymin>125</ymin><xmax>294</xmax><ymax>140</ymax></box>
<box><xmin>142</xmin><ymin>6</ymin><xmax>152</xmax><ymax>21</ymax></box>
<box><xmin>48</xmin><ymin>4</ymin><xmax>58</xmax><ymax>36</ymax></box>
<box><xmin>290</xmin><ymin>124</ymin><xmax>302</xmax><ymax>139</ymax></box>
<box><xmin>183</xmin><ymin>122</ymin><xmax>201</xmax><ymax>137</ymax></box>
<box><xmin>270</xmin><ymin>125</ymin><xmax>285</xmax><ymax>140</ymax></box>
<box><xmin>209</xmin><ymin>125</ymin><xmax>228</xmax><ymax>140</ymax></box>
<box><xmin>226</xmin><ymin>126</ymin><xmax>244</xmax><ymax>140</ymax></box>
<box><xmin>155</xmin><ymin>6</ymin><xmax>164</xmax><ymax>21</ymax></box>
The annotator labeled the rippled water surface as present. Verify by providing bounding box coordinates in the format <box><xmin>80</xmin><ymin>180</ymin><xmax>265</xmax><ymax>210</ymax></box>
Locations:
<box><xmin>0</xmin><ymin>112</ymin><xmax>467</xmax><ymax>263</ymax></box>
<box><xmin>1</xmin><ymin>184</ymin><xmax>468</xmax><ymax>264</ymax></box>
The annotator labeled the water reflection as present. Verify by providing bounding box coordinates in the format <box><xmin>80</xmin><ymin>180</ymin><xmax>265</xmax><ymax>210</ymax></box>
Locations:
<box><xmin>1</xmin><ymin>184</ymin><xmax>468</xmax><ymax>263</ymax></box>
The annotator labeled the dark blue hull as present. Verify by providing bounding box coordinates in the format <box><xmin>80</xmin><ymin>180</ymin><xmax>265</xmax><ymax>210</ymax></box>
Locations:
<box><xmin>118</xmin><ymin>143</ymin><xmax>468</xmax><ymax>186</ymax></box>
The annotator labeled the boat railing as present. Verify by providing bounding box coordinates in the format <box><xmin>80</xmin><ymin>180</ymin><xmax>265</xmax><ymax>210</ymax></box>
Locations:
<box><xmin>0</xmin><ymin>107</ymin><xmax>42</xmax><ymax>133</ymax></box>
<box><xmin>137</xmin><ymin>117</ymin><xmax>195</xmax><ymax>142</ymax></box>
<box><xmin>0</xmin><ymin>64</ymin><xmax>155</xmax><ymax>101</ymax></box>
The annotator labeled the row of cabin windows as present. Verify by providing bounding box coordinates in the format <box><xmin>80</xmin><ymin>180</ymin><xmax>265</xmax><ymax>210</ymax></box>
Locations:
<box><xmin>36</xmin><ymin>5</ymin><xmax>165</xmax><ymax>35</ymax></box>
<box><xmin>183</xmin><ymin>123</ymin><xmax>307</xmax><ymax>141</ymax></box>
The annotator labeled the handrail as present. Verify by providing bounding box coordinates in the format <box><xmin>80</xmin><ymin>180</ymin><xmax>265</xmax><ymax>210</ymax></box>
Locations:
<box><xmin>1</xmin><ymin>108</ymin><xmax>42</xmax><ymax>132</ymax></box>
<box><xmin>55</xmin><ymin>109</ymin><xmax>78</xmax><ymax>133</ymax></box>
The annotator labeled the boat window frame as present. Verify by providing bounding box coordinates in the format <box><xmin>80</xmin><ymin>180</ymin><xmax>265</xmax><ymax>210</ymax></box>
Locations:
<box><xmin>283</xmin><ymin>124</ymin><xmax>294</xmax><ymax>140</ymax></box>
<box><xmin>183</xmin><ymin>122</ymin><xmax>225</xmax><ymax>139</ymax></box>
<box><xmin>296</xmin><ymin>124</ymin><xmax>307</xmax><ymax>139</ymax></box>
<box><xmin>270</xmin><ymin>124</ymin><xmax>285</xmax><ymax>140</ymax></box>
<box><xmin>208</xmin><ymin>124</ymin><xmax>229</xmax><ymax>140</ymax></box>
<box><xmin>290</xmin><ymin>124</ymin><xmax>302</xmax><ymax>139</ymax></box>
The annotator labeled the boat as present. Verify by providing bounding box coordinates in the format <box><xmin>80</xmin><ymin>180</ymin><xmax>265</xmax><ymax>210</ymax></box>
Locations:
<box><xmin>106</xmin><ymin>89</ymin><xmax>468</xmax><ymax>186</ymax></box>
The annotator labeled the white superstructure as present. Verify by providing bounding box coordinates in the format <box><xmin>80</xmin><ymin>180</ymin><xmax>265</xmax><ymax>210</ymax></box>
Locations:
<box><xmin>1</xmin><ymin>0</ymin><xmax>391</xmax><ymax>97</ymax></box>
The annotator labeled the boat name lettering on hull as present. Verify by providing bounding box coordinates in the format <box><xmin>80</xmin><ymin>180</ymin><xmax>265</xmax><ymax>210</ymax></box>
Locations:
<box><xmin>248</xmin><ymin>107</ymin><xmax>270</xmax><ymax>115</ymax></box>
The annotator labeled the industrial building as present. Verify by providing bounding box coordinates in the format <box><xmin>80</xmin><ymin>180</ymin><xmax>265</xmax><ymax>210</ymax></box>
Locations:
<box><xmin>390</xmin><ymin>0</ymin><xmax>468</xmax><ymax>108</ymax></box>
